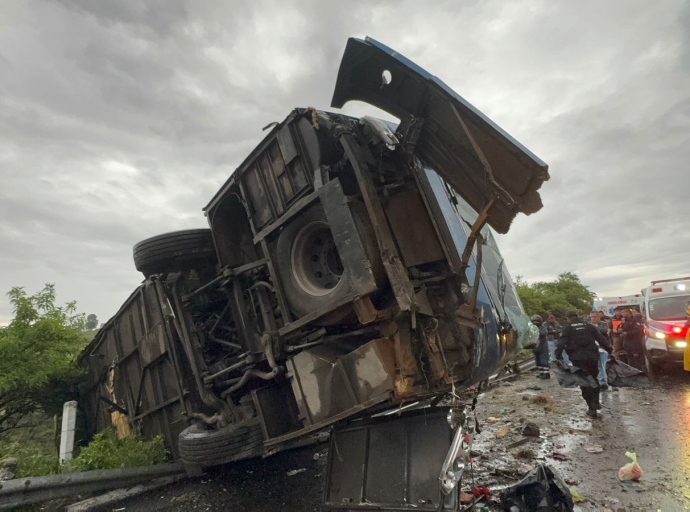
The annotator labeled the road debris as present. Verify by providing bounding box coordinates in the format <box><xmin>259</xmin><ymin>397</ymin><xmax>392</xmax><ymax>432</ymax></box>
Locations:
<box><xmin>460</xmin><ymin>491</ymin><xmax>474</xmax><ymax>504</ymax></box>
<box><xmin>286</xmin><ymin>468</ymin><xmax>306</xmax><ymax>476</ymax></box>
<box><xmin>583</xmin><ymin>444</ymin><xmax>603</xmax><ymax>453</ymax></box>
<box><xmin>471</xmin><ymin>485</ymin><xmax>490</xmax><ymax>499</ymax></box>
<box><xmin>564</xmin><ymin>478</ymin><xmax>579</xmax><ymax>486</ymax></box>
<box><xmin>171</xmin><ymin>492</ymin><xmax>199</xmax><ymax>503</ymax></box>
<box><xmin>518</xmin><ymin>463</ymin><xmax>534</xmax><ymax>474</ymax></box>
<box><xmin>570</xmin><ymin>489</ymin><xmax>586</xmax><ymax>503</ymax></box>
<box><xmin>486</xmin><ymin>417</ymin><xmax>500</xmax><ymax>423</ymax></box>
<box><xmin>500</xmin><ymin>464</ymin><xmax>574</xmax><ymax>511</ymax></box>
<box><xmin>496</xmin><ymin>427</ymin><xmax>509</xmax><ymax>438</ymax></box>
<box><xmin>550</xmin><ymin>452</ymin><xmax>569</xmax><ymax>461</ymax></box>
<box><xmin>514</xmin><ymin>448</ymin><xmax>536</xmax><ymax>460</ymax></box>
<box><xmin>618</xmin><ymin>451</ymin><xmax>643</xmax><ymax>481</ymax></box>
<box><xmin>506</xmin><ymin>438</ymin><xmax>530</xmax><ymax>450</ymax></box>
<box><xmin>521</xmin><ymin>421</ymin><xmax>540</xmax><ymax>437</ymax></box>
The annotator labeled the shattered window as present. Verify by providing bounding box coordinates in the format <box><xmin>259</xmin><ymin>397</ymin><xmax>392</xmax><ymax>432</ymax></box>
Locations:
<box><xmin>424</xmin><ymin>167</ymin><xmax>536</xmax><ymax>349</ymax></box>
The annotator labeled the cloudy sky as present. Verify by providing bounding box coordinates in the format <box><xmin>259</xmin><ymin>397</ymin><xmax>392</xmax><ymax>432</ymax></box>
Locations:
<box><xmin>1</xmin><ymin>0</ymin><xmax>688</xmax><ymax>324</ymax></box>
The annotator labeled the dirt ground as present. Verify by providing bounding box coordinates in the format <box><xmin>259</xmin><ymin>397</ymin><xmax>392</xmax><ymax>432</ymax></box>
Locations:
<box><xmin>95</xmin><ymin>365</ymin><xmax>690</xmax><ymax>512</ymax></box>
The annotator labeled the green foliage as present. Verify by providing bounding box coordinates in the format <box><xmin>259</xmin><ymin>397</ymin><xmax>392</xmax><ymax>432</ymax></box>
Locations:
<box><xmin>68</xmin><ymin>427</ymin><xmax>168</xmax><ymax>471</ymax></box>
<box><xmin>0</xmin><ymin>441</ymin><xmax>60</xmax><ymax>477</ymax></box>
<box><xmin>85</xmin><ymin>313</ymin><xmax>98</xmax><ymax>330</ymax></box>
<box><xmin>515</xmin><ymin>272</ymin><xmax>596</xmax><ymax>320</ymax></box>
<box><xmin>0</xmin><ymin>426</ymin><xmax>168</xmax><ymax>477</ymax></box>
<box><xmin>0</xmin><ymin>284</ymin><xmax>87</xmax><ymax>437</ymax></box>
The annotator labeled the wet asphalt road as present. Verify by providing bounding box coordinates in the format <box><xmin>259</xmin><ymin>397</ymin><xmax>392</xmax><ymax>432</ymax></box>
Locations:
<box><xmin>470</xmin><ymin>364</ymin><xmax>690</xmax><ymax>511</ymax></box>
<box><xmin>98</xmin><ymin>365</ymin><xmax>690</xmax><ymax>512</ymax></box>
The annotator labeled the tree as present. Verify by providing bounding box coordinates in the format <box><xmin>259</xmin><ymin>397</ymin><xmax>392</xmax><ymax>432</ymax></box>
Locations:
<box><xmin>85</xmin><ymin>314</ymin><xmax>98</xmax><ymax>330</ymax></box>
<box><xmin>0</xmin><ymin>284</ymin><xmax>86</xmax><ymax>438</ymax></box>
<box><xmin>515</xmin><ymin>272</ymin><xmax>596</xmax><ymax>320</ymax></box>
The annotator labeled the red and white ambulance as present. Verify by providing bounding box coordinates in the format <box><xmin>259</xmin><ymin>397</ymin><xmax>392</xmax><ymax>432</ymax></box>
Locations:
<box><xmin>593</xmin><ymin>295</ymin><xmax>644</xmax><ymax>317</ymax></box>
<box><xmin>641</xmin><ymin>277</ymin><xmax>690</xmax><ymax>369</ymax></box>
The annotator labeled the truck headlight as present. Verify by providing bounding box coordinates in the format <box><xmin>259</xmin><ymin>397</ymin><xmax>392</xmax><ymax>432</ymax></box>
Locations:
<box><xmin>675</xmin><ymin>341</ymin><xmax>687</xmax><ymax>349</ymax></box>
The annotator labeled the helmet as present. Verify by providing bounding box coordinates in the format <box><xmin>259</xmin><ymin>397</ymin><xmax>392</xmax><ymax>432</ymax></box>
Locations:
<box><xmin>530</xmin><ymin>314</ymin><xmax>543</xmax><ymax>322</ymax></box>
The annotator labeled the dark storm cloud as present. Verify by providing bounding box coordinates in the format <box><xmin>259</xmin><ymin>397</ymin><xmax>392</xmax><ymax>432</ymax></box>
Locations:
<box><xmin>0</xmin><ymin>0</ymin><xmax>688</xmax><ymax>323</ymax></box>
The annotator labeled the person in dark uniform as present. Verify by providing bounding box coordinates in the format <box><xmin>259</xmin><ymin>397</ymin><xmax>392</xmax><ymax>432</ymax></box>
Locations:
<box><xmin>531</xmin><ymin>315</ymin><xmax>550</xmax><ymax>379</ymax></box>
<box><xmin>556</xmin><ymin>310</ymin><xmax>613</xmax><ymax>417</ymax></box>
<box><xmin>621</xmin><ymin>309</ymin><xmax>645</xmax><ymax>371</ymax></box>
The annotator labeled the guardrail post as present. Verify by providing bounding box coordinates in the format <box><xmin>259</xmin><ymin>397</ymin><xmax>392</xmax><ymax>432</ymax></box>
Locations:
<box><xmin>59</xmin><ymin>401</ymin><xmax>78</xmax><ymax>462</ymax></box>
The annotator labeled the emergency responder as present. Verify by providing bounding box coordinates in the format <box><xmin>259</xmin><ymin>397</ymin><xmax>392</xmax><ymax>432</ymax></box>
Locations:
<box><xmin>620</xmin><ymin>309</ymin><xmax>645</xmax><ymax>371</ymax></box>
<box><xmin>556</xmin><ymin>310</ymin><xmax>613</xmax><ymax>418</ymax></box>
<box><xmin>531</xmin><ymin>315</ymin><xmax>550</xmax><ymax>379</ymax></box>
<box><xmin>611</xmin><ymin>313</ymin><xmax>624</xmax><ymax>359</ymax></box>
<box><xmin>544</xmin><ymin>314</ymin><xmax>564</xmax><ymax>364</ymax></box>
<box><xmin>588</xmin><ymin>311</ymin><xmax>611</xmax><ymax>389</ymax></box>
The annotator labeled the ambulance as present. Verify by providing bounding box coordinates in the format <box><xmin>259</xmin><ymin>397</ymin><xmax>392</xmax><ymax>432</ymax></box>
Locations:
<box><xmin>593</xmin><ymin>295</ymin><xmax>644</xmax><ymax>317</ymax></box>
<box><xmin>641</xmin><ymin>277</ymin><xmax>690</xmax><ymax>369</ymax></box>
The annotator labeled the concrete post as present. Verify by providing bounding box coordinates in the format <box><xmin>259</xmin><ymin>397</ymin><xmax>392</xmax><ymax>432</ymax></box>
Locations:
<box><xmin>59</xmin><ymin>401</ymin><xmax>78</xmax><ymax>463</ymax></box>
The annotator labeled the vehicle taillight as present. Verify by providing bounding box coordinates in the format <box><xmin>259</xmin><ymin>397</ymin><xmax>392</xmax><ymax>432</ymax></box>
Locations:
<box><xmin>652</xmin><ymin>287</ymin><xmax>663</xmax><ymax>293</ymax></box>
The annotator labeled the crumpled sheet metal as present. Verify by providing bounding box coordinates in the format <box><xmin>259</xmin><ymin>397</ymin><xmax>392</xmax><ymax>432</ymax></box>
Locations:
<box><xmin>501</xmin><ymin>463</ymin><xmax>574</xmax><ymax>512</ymax></box>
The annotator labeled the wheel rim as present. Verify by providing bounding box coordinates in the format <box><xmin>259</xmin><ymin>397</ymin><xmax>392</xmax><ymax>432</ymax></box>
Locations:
<box><xmin>290</xmin><ymin>221</ymin><xmax>345</xmax><ymax>297</ymax></box>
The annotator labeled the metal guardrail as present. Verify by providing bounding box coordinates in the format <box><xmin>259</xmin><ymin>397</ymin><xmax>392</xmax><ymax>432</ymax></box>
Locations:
<box><xmin>488</xmin><ymin>357</ymin><xmax>535</xmax><ymax>385</ymax></box>
<box><xmin>0</xmin><ymin>462</ymin><xmax>186</xmax><ymax>510</ymax></box>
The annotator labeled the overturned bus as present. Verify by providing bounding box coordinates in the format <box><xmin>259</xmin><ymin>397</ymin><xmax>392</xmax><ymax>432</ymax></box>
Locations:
<box><xmin>80</xmin><ymin>37</ymin><xmax>547</xmax><ymax>509</ymax></box>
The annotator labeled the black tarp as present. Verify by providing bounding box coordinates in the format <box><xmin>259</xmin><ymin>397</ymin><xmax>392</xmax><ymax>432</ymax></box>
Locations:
<box><xmin>606</xmin><ymin>360</ymin><xmax>650</xmax><ymax>388</ymax></box>
<box><xmin>500</xmin><ymin>464</ymin><xmax>574</xmax><ymax>511</ymax></box>
<box><xmin>552</xmin><ymin>361</ymin><xmax>598</xmax><ymax>388</ymax></box>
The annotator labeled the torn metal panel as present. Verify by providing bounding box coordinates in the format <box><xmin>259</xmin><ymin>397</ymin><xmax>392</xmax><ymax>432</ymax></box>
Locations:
<box><xmin>325</xmin><ymin>410</ymin><xmax>458</xmax><ymax>510</ymax></box>
<box><xmin>338</xmin><ymin>129</ymin><xmax>416</xmax><ymax>312</ymax></box>
<box><xmin>319</xmin><ymin>178</ymin><xmax>379</xmax><ymax>297</ymax></box>
<box><xmin>383</xmin><ymin>188</ymin><xmax>445</xmax><ymax>267</ymax></box>
<box><xmin>286</xmin><ymin>338</ymin><xmax>396</xmax><ymax>427</ymax></box>
<box><xmin>331</xmin><ymin>36</ymin><xmax>549</xmax><ymax>234</ymax></box>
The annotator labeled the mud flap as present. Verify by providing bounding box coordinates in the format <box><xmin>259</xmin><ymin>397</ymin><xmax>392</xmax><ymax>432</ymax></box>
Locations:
<box><xmin>324</xmin><ymin>409</ymin><xmax>458</xmax><ymax>511</ymax></box>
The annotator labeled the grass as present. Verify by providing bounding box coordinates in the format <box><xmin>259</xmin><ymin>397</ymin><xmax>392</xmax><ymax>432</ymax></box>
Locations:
<box><xmin>67</xmin><ymin>427</ymin><xmax>168</xmax><ymax>472</ymax></box>
<box><xmin>0</xmin><ymin>442</ymin><xmax>60</xmax><ymax>477</ymax></box>
<box><xmin>1</xmin><ymin>418</ymin><xmax>168</xmax><ymax>477</ymax></box>
<box><xmin>0</xmin><ymin>412</ymin><xmax>61</xmax><ymax>477</ymax></box>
